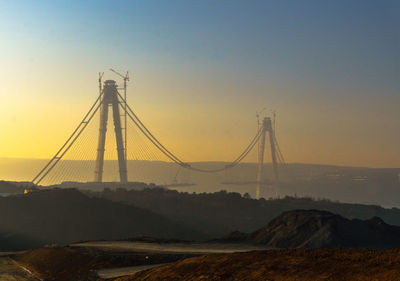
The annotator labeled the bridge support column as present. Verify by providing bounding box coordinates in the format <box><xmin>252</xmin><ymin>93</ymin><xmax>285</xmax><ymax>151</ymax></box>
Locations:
<box><xmin>256</xmin><ymin>117</ymin><xmax>279</xmax><ymax>199</ymax></box>
<box><xmin>94</xmin><ymin>80</ymin><xmax>127</xmax><ymax>183</ymax></box>
<box><xmin>256</xmin><ymin>119</ymin><xmax>267</xmax><ymax>199</ymax></box>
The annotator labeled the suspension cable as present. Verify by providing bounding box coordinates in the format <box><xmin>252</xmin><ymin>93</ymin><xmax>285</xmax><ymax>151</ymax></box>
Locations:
<box><xmin>32</xmin><ymin>93</ymin><xmax>103</xmax><ymax>185</ymax></box>
<box><xmin>33</xmin><ymin>88</ymin><xmax>270</xmax><ymax>185</ymax></box>
<box><xmin>118</xmin><ymin>94</ymin><xmax>264</xmax><ymax>173</ymax></box>
<box><xmin>117</xmin><ymin>93</ymin><xmax>186</xmax><ymax>165</ymax></box>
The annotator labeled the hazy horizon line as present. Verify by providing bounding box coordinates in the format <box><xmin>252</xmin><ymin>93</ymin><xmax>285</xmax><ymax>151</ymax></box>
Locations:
<box><xmin>1</xmin><ymin>157</ymin><xmax>398</xmax><ymax>170</ymax></box>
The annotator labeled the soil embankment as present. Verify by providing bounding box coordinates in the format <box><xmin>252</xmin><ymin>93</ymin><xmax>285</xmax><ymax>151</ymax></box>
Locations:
<box><xmin>14</xmin><ymin>245</ymin><xmax>198</xmax><ymax>281</ymax></box>
<box><xmin>116</xmin><ymin>249</ymin><xmax>400</xmax><ymax>281</ymax></box>
<box><xmin>220</xmin><ymin>209</ymin><xmax>400</xmax><ymax>248</ymax></box>
<box><xmin>0</xmin><ymin>257</ymin><xmax>37</xmax><ymax>281</ymax></box>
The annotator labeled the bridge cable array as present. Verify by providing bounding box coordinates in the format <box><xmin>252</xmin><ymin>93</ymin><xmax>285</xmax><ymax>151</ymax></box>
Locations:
<box><xmin>32</xmin><ymin>90</ymin><xmax>277</xmax><ymax>185</ymax></box>
<box><xmin>32</xmin><ymin>91</ymin><xmax>104</xmax><ymax>185</ymax></box>
<box><xmin>116</xmin><ymin>92</ymin><xmax>263</xmax><ymax>173</ymax></box>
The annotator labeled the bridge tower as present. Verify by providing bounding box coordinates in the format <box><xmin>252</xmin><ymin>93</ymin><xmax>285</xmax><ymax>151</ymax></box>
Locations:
<box><xmin>94</xmin><ymin>80</ymin><xmax>128</xmax><ymax>183</ymax></box>
<box><xmin>256</xmin><ymin>117</ymin><xmax>279</xmax><ymax>199</ymax></box>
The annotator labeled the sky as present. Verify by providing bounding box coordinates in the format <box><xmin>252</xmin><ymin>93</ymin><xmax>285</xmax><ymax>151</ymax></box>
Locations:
<box><xmin>0</xmin><ymin>0</ymin><xmax>399</xmax><ymax>168</ymax></box>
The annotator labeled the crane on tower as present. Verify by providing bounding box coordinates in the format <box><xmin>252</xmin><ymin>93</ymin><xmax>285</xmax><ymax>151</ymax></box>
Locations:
<box><xmin>109</xmin><ymin>69</ymin><xmax>130</xmax><ymax>160</ymax></box>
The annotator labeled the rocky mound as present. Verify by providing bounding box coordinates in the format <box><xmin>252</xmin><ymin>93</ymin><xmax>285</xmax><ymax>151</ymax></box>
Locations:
<box><xmin>115</xmin><ymin>249</ymin><xmax>400</xmax><ymax>281</ymax></box>
<box><xmin>0</xmin><ymin>188</ymin><xmax>202</xmax><ymax>250</ymax></box>
<box><xmin>221</xmin><ymin>209</ymin><xmax>400</xmax><ymax>248</ymax></box>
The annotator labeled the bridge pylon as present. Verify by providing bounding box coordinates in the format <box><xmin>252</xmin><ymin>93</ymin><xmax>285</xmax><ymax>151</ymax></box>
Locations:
<box><xmin>256</xmin><ymin>117</ymin><xmax>279</xmax><ymax>199</ymax></box>
<box><xmin>94</xmin><ymin>80</ymin><xmax>128</xmax><ymax>183</ymax></box>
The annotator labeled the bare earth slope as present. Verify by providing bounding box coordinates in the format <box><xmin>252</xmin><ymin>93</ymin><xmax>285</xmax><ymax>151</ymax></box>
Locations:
<box><xmin>116</xmin><ymin>249</ymin><xmax>400</xmax><ymax>281</ymax></box>
<box><xmin>15</xmin><ymin>246</ymin><xmax>197</xmax><ymax>281</ymax></box>
<box><xmin>221</xmin><ymin>209</ymin><xmax>400</xmax><ymax>248</ymax></box>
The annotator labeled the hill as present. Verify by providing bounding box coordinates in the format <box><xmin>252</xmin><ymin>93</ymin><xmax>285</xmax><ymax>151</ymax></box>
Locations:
<box><xmin>0</xmin><ymin>180</ymin><xmax>24</xmax><ymax>194</ymax></box>
<box><xmin>221</xmin><ymin>210</ymin><xmax>400</xmax><ymax>248</ymax></box>
<box><xmin>0</xmin><ymin>188</ymin><xmax>202</xmax><ymax>250</ymax></box>
<box><xmin>89</xmin><ymin>187</ymin><xmax>400</xmax><ymax>237</ymax></box>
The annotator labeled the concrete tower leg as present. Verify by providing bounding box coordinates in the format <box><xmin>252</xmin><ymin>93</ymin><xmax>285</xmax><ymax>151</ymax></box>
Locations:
<box><xmin>94</xmin><ymin>98</ymin><xmax>109</xmax><ymax>182</ymax></box>
<box><xmin>256</xmin><ymin>118</ymin><xmax>267</xmax><ymax>199</ymax></box>
<box><xmin>256</xmin><ymin>117</ymin><xmax>279</xmax><ymax>199</ymax></box>
<box><xmin>94</xmin><ymin>80</ymin><xmax>128</xmax><ymax>183</ymax></box>
<box><xmin>111</xmin><ymin>93</ymin><xmax>128</xmax><ymax>183</ymax></box>
<box><xmin>267</xmin><ymin>121</ymin><xmax>279</xmax><ymax>184</ymax></box>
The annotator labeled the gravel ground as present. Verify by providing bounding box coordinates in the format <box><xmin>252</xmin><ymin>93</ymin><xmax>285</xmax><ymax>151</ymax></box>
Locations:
<box><xmin>0</xmin><ymin>257</ymin><xmax>38</xmax><ymax>281</ymax></box>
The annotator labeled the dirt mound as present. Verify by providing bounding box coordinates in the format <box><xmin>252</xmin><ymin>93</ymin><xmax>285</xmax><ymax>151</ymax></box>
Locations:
<box><xmin>15</xmin><ymin>246</ymin><xmax>198</xmax><ymax>281</ymax></box>
<box><xmin>115</xmin><ymin>249</ymin><xmax>400</xmax><ymax>281</ymax></box>
<box><xmin>221</xmin><ymin>209</ymin><xmax>400</xmax><ymax>248</ymax></box>
<box><xmin>15</xmin><ymin>247</ymin><xmax>99</xmax><ymax>281</ymax></box>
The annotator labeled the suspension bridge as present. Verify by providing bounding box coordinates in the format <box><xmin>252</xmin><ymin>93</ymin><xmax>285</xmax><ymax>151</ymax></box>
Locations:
<box><xmin>31</xmin><ymin>71</ymin><xmax>287</xmax><ymax>199</ymax></box>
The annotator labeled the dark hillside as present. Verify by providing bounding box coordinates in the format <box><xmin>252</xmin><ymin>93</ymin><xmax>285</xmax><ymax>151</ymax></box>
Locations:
<box><xmin>90</xmin><ymin>187</ymin><xmax>400</xmax><ymax>237</ymax></box>
<box><xmin>0</xmin><ymin>180</ymin><xmax>24</xmax><ymax>194</ymax></box>
<box><xmin>0</xmin><ymin>189</ymin><xmax>202</xmax><ymax>250</ymax></box>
